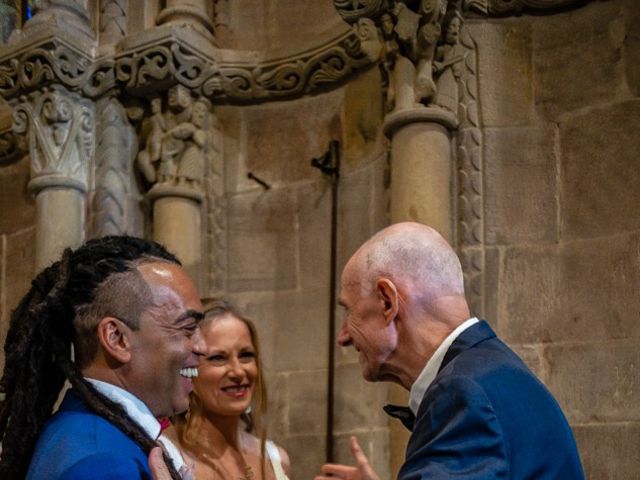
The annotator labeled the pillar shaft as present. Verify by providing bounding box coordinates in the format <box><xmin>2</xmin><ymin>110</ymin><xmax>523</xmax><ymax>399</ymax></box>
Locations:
<box><xmin>153</xmin><ymin>195</ymin><xmax>202</xmax><ymax>289</ymax></box>
<box><xmin>35</xmin><ymin>187</ymin><xmax>85</xmax><ymax>270</ymax></box>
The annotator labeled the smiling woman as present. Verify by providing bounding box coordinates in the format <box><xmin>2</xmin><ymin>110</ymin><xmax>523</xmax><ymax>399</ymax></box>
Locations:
<box><xmin>164</xmin><ymin>299</ymin><xmax>290</xmax><ymax>480</ymax></box>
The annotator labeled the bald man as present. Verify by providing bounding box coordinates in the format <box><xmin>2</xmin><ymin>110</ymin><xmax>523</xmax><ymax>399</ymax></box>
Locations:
<box><xmin>316</xmin><ymin>222</ymin><xmax>584</xmax><ymax>480</ymax></box>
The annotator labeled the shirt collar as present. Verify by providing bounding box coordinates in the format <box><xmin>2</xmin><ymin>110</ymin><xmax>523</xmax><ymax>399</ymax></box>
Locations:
<box><xmin>84</xmin><ymin>378</ymin><xmax>187</xmax><ymax>474</ymax></box>
<box><xmin>85</xmin><ymin>378</ymin><xmax>161</xmax><ymax>440</ymax></box>
<box><xmin>408</xmin><ymin>317</ymin><xmax>479</xmax><ymax>415</ymax></box>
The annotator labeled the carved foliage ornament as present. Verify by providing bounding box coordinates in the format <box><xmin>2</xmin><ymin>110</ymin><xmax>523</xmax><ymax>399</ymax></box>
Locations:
<box><xmin>0</xmin><ymin>41</ymin><xmax>114</xmax><ymax>99</ymax></box>
<box><xmin>13</xmin><ymin>87</ymin><xmax>93</xmax><ymax>191</ymax></box>
<box><xmin>115</xmin><ymin>33</ymin><xmax>371</xmax><ymax>103</ymax></box>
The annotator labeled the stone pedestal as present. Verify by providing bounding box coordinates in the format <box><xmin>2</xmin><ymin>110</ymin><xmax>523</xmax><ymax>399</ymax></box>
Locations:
<box><xmin>148</xmin><ymin>184</ymin><xmax>204</xmax><ymax>290</ymax></box>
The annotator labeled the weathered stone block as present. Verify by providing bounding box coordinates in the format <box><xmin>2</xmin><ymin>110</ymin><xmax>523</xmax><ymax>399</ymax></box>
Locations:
<box><xmin>467</xmin><ymin>19</ymin><xmax>534</xmax><ymax>127</ymax></box>
<box><xmin>226</xmin><ymin>188</ymin><xmax>298</xmax><ymax>292</ymax></box>
<box><xmin>297</xmin><ymin>180</ymin><xmax>332</xmax><ymax>291</ymax></box>
<box><xmin>337</xmin><ymin>165</ymin><xmax>375</xmax><ymax>271</ymax></box>
<box><xmin>333</xmin><ymin>363</ymin><xmax>388</xmax><ymax>433</ymax></box>
<box><xmin>334</xmin><ymin>429</ymin><xmax>391</xmax><ymax>480</ymax></box>
<box><xmin>288</xmin><ymin>369</ymin><xmax>327</xmax><ymax>435</ymax></box>
<box><xmin>280</xmin><ymin>434</ymin><xmax>325</xmax><ymax>480</ymax></box>
<box><xmin>557</xmin><ymin>233</ymin><xmax>640</xmax><ymax>343</ymax></box>
<box><xmin>499</xmin><ymin>246</ymin><xmax>560</xmax><ymax>344</ymax></box>
<box><xmin>573</xmin><ymin>423</ymin><xmax>640</xmax><ymax>480</ymax></box>
<box><xmin>0</xmin><ymin>157</ymin><xmax>35</xmax><ymax>234</ymax></box>
<box><xmin>484</xmin><ymin>125</ymin><xmax>558</xmax><ymax>245</ymax></box>
<box><xmin>624</xmin><ymin>0</ymin><xmax>640</xmax><ymax>96</ymax></box>
<box><xmin>544</xmin><ymin>340</ymin><xmax>640</xmax><ymax>423</ymax></box>
<box><xmin>236</xmin><ymin>288</ymin><xmax>330</xmax><ymax>372</ymax></box>
<box><xmin>533</xmin><ymin>1</ymin><xmax>628</xmax><ymax>119</ymax></box>
<box><xmin>343</xmin><ymin>68</ymin><xmax>385</xmax><ymax>169</ymax></box>
<box><xmin>226</xmin><ymin>0</ymin><xmax>343</xmax><ymax>51</ymax></box>
<box><xmin>264</xmin><ymin>371</ymin><xmax>289</xmax><ymax>439</ymax></box>
<box><xmin>560</xmin><ymin>100</ymin><xmax>640</xmax><ymax>239</ymax></box>
<box><xmin>500</xmin><ymin>234</ymin><xmax>640</xmax><ymax>345</ymax></box>
<box><xmin>241</xmin><ymin>89</ymin><xmax>344</xmax><ymax>185</ymax></box>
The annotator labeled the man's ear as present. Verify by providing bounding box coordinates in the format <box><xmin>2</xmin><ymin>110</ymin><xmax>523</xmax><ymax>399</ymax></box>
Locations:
<box><xmin>96</xmin><ymin>317</ymin><xmax>133</xmax><ymax>364</ymax></box>
<box><xmin>375</xmin><ymin>278</ymin><xmax>399</xmax><ymax>325</ymax></box>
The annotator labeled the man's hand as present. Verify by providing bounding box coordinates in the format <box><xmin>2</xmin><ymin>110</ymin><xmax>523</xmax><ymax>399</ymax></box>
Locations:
<box><xmin>149</xmin><ymin>447</ymin><xmax>172</xmax><ymax>480</ymax></box>
<box><xmin>314</xmin><ymin>436</ymin><xmax>381</xmax><ymax>480</ymax></box>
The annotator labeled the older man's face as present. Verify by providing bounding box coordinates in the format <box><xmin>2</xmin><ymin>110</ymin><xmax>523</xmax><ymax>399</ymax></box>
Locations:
<box><xmin>127</xmin><ymin>262</ymin><xmax>204</xmax><ymax>417</ymax></box>
<box><xmin>337</xmin><ymin>263</ymin><xmax>396</xmax><ymax>382</ymax></box>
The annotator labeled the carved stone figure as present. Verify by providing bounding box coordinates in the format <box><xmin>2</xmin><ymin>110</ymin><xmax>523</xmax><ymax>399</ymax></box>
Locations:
<box><xmin>433</xmin><ymin>9</ymin><xmax>466</xmax><ymax>112</ymax></box>
<box><xmin>136</xmin><ymin>96</ymin><xmax>165</xmax><ymax>183</ymax></box>
<box><xmin>174</xmin><ymin>97</ymin><xmax>209</xmax><ymax>187</ymax></box>
<box><xmin>136</xmin><ymin>85</ymin><xmax>210</xmax><ymax>189</ymax></box>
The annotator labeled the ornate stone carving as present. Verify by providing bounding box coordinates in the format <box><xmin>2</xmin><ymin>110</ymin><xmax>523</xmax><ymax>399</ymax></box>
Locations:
<box><xmin>12</xmin><ymin>86</ymin><xmax>93</xmax><ymax>193</ymax></box>
<box><xmin>137</xmin><ymin>85</ymin><xmax>211</xmax><ymax>198</ymax></box>
<box><xmin>454</xmin><ymin>25</ymin><xmax>484</xmax><ymax>316</ymax></box>
<box><xmin>100</xmin><ymin>0</ymin><xmax>128</xmax><ymax>43</ymax></box>
<box><xmin>0</xmin><ymin>40</ymin><xmax>114</xmax><ymax>99</ymax></box>
<box><xmin>93</xmin><ymin>97</ymin><xmax>136</xmax><ymax>236</ymax></box>
<box><xmin>114</xmin><ymin>31</ymin><xmax>372</xmax><ymax>104</ymax></box>
<box><xmin>0</xmin><ymin>119</ymin><xmax>24</xmax><ymax>165</ymax></box>
<box><xmin>204</xmin><ymin>114</ymin><xmax>226</xmax><ymax>295</ymax></box>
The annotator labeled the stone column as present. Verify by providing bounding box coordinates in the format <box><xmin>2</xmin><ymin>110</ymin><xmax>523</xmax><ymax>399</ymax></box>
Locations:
<box><xmin>384</xmin><ymin>107</ymin><xmax>457</xmax><ymax>239</ymax></box>
<box><xmin>156</xmin><ymin>0</ymin><xmax>214</xmax><ymax>37</ymax></box>
<box><xmin>148</xmin><ymin>185</ymin><xmax>203</xmax><ymax>288</ymax></box>
<box><xmin>13</xmin><ymin>87</ymin><xmax>94</xmax><ymax>270</ymax></box>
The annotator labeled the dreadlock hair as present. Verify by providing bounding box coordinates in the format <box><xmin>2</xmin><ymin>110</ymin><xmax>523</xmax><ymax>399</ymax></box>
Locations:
<box><xmin>0</xmin><ymin>235</ymin><xmax>185</xmax><ymax>480</ymax></box>
<box><xmin>175</xmin><ymin>298</ymin><xmax>268</xmax><ymax>479</ymax></box>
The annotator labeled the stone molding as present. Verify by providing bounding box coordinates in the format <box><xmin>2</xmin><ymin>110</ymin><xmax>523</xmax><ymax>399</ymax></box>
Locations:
<box><xmin>1</xmin><ymin>26</ymin><xmax>374</xmax><ymax>105</ymax></box>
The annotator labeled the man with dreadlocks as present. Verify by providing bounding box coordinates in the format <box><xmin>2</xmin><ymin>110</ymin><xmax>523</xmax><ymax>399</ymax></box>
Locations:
<box><xmin>0</xmin><ymin>236</ymin><xmax>205</xmax><ymax>480</ymax></box>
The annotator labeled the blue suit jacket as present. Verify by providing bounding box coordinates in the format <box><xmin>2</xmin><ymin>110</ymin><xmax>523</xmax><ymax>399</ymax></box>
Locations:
<box><xmin>27</xmin><ymin>390</ymin><xmax>152</xmax><ymax>480</ymax></box>
<box><xmin>399</xmin><ymin>321</ymin><xmax>585</xmax><ymax>480</ymax></box>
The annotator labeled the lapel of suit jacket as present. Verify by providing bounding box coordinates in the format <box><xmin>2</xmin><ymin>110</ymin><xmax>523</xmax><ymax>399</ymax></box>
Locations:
<box><xmin>439</xmin><ymin>320</ymin><xmax>496</xmax><ymax>373</ymax></box>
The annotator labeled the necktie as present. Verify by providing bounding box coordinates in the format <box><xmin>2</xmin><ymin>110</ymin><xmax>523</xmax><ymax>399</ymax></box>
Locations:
<box><xmin>383</xmin><ymin>404</ymin><xmax>415</xmax><ymax>431</ymax></box>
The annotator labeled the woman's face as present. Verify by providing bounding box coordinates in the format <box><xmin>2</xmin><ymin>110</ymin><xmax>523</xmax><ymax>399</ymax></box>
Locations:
<box><xmin>193</xmin><ymin>314</ymin><xmax>258</xmax><ymax>417</ymax></box>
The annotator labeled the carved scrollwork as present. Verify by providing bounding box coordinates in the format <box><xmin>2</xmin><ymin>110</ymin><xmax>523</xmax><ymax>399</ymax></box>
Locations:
<box><xmin>212</xmin><ymin>31</ymin><xmax>372</xmax><ymax>102</ymax></box>
<box><xmin>0</xmin><ymin>42</ymin><xmax>114</xmax><ymax>99</ymax></box>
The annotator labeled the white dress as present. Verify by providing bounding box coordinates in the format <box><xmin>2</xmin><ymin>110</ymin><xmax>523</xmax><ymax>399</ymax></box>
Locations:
<box><xmin>266</xmin><ymin>441</ymin><xmax>289</xmax><ymax>480</ymax></box>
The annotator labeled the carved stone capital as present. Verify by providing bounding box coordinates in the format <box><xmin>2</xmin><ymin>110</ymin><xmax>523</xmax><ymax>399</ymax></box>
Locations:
<box><xmin>12</xmin><ymin>86</ymin><xmax>94</xmax><ymax>194</ymax></box>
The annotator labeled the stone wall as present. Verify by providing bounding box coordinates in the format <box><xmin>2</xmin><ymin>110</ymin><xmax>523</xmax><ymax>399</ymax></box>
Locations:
<box><xmin>471</xmin><ymin>1</ymin><xmax>640</xmax><ymax>478</ymax></box>
<box><xmin>0</xmin><ymin>1</ymin><xmax>639</xmax><ymax>478</ymax></box>
<box><xmin>216</xmin><ymin>67</ymin><xmax>391</xmax><ymax>479</ymax></box>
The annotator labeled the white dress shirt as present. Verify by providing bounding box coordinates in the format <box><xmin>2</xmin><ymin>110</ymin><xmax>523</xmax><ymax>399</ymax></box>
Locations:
<box><xmin>85</xmin><ymin>378</ymin><xmax>186</xmax><ymax>473</ymax></box>
<box><xmin>408</xmin><ymin>317</ymin><xmax>479</xmax><ymax>415</ymax></box>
